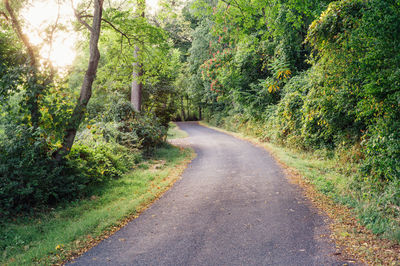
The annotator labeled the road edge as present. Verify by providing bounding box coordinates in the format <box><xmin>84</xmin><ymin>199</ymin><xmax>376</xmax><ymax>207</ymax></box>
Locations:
<box><xmin>199</xmin><ymin>121</ymin><xmax>400</xmax><ymax>265</ymax></box>
<box><xmin>62</xmin><ymin>145</ymin><xmax>196</xmax><ymax>265</ymax></box>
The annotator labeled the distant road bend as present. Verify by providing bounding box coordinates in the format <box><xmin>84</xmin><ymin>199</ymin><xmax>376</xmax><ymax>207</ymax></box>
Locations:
<box><xmin>69</xmin><ymin>122</ymin><xmax>354</xmax><ymax>266</ymax></box>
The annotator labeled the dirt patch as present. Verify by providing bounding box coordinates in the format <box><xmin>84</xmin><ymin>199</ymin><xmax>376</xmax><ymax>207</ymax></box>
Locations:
<box><xmin>167</xmin><ymin>137</ymin><xmax>191</xmax><ymax>148</ymax></box>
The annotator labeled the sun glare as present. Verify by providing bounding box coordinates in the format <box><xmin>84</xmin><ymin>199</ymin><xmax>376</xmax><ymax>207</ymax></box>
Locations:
<box><xmin>22</xmin><ymin>0</ymin><xmax>77</xmax><ymax>68</ymax></box>
<box><xmin>147</xmin><ymin>0</ymin><xmax>160</xmax><ymax>13</ymax></box>
<box><xmin>21</xmin><ymin>0</ymin><xmax>161</xmax><ymax>69</ymax></box>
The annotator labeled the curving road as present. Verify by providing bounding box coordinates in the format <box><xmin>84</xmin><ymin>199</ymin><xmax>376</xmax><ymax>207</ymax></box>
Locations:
<box><xmin>69</xmin><ymin>122</ymin><xmax>352</xmax><ymax>266</ymax></box>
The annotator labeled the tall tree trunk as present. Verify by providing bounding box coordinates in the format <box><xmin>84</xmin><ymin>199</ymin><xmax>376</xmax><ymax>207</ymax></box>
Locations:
<box><xmin>131</xmin><ymin>0</ymin><xmax>145</xmax><ymax>112</ymax></box>
<box><xmin>131</xmin><ymin>45</ymin><xmax>142</xmax><ymax>111</ymax></box>
<box><xmin>53</xmin><ymin>0</ymin><xmax>104</xmax><ymax>161</ymax></box>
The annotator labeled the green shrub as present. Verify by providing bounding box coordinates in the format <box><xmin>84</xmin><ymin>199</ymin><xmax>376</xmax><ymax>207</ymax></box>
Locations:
<box><xmin>361</xmin><ymin>120</ymin><xmax>400</xmax><ymax>185</ymax></box>
<box><xmin>67</xmin><ymin>143</ymin><xmax>131</xmax><ymax>182</ymax></box>
<box><xmin>0</xmin><ymin>124</ymin><xmax>138</xmax><ymax>216</ymax></box>
<box><xmin>0</xmin><ymin>125</ymin><xmax>87</xmax><ymax>215</ymax></box>
<box><xmin>101</xmin><ymin>100</ymin><xmax>168</xmax><ymax>150</ymax></box>
<box><xmin>207</xmin><ymin>112</ymin><xmax>227</xmax><ymax>127</ymax></box>
<box><xmin>127</xmin><ymin>115</ymin><xmax>167</xmax><ymax>150</ymax></box>
<box><xmin>267</xmin><ymin>91</ymin><xmax>304</xmax><ymax>146</ymax></box>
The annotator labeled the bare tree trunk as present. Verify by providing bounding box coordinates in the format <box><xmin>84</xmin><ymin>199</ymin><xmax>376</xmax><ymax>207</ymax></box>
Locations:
<box><xmin>180</xmin><ymin>96</ymin><xmax>185</xmax><ymax>121</ymax></box>
<box><xmin>130</xmin><ymin>0</ymin><xmax>145</xmax><ymax>112</ymax></box>
<box><xmin>53</xmin><ymin>0</ymin><xmax>104</xmax><ymax>161</ymax></box>
<box><xmin>131</xmin><ymin>45</ymin><xmax>142</xmax><ymax>112</ymax></box>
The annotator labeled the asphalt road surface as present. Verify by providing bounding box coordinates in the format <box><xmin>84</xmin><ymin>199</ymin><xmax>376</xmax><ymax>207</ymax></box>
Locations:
<box><xmin>69</xmin><ymin>122</ymin><xmax>352</xmax><ymax>266</ymax></box>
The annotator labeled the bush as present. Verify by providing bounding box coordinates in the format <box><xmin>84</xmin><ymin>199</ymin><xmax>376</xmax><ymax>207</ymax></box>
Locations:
<box><xmin>0</xmin><ymin>123</ymin><xmax>138</xmax><ymax>216</ymax></box>
<box><xmin>67</xmin><ymin>143</ymin><xmax>133</xmax><ymax>182</ymax></box>
<box><xmin>361</xmin><ymin>120</ymin><xmax>400</xmax><ymax>184</ymax></box>
<box><xmin>0</xmin><ymin>125</ymin><xmax>87</xmax><ymax>215</ymax></box>
<box><xmin>267</xmin><ymin>91</ymin><xmax>304</xmax><ymax>146</ymax></box>
<box><xmin>0</xmin><ymin>96</ymin><xmax>169</xmax><ymax>216</ymax></box>
<box><xmin>127</xmin><ymin>115</ymin><xmax>167</xmax><ymax>150</ymax></box>
<box><xmin>207</xmin><ymin>111</ymin><xmax>227</xmax><ymax>127</ymax></box>
<box><xmin>101</xmin><ymin>100</ymin><xmax>168</xmax><ymax>151</ymax></box>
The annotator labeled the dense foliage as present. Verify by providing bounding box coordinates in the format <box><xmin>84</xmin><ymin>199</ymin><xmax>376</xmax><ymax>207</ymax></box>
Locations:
<box><xmin>180</xmin><ymin>0</ymin><xmax>400</xmax><ymax>240</ymax></box>
<box><xmin>0</xmin><ymin>1</ymin><xmax>180</xmax><ymax>215</ymax></box>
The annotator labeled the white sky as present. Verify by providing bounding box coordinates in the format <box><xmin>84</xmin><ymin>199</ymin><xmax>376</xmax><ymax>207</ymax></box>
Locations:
<box><xmin>21</xmin><ymin>0</ymin><xmax>161</xmax><ymax>68</ymax></box>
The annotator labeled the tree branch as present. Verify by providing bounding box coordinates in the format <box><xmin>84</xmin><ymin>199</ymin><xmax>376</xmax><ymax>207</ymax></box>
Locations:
<box><xmin>101</xmin><ymin>17</ymin><xmax>132</xmax><ymax>45</ymax></box>
<box><xmin>220</xmin><ymin>0</ymin><xmax>245</xmax><ymax>18</ymax></box>
<box><xmin>71</xmin><ymin>0</ymin><xmax>94</xmax><ymax>32</ymax></box>
<box><xmin>3</xmin><ymin>0</ymin><xmax>37</xmax><ymax>68</ymax></box>
<box><xmin>80</xmin><ymin>14</ymin><xmax>143</xmax><ymax>46</ymax></box>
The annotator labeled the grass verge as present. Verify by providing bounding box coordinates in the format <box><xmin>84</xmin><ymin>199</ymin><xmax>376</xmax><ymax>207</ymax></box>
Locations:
<box><xmin>167</xmin><ymin>122</ymin><xmax>189</xmax><ymax>140</ymax></box>
<box><xmin>200</xmin><ymin>121</ymin><xmax>400</xmax><ymax>265</ymax></box>
<box><xmin>1</xmin><ymin>144</ymin><xmax>194</xmax><ymax>265</ymax></box>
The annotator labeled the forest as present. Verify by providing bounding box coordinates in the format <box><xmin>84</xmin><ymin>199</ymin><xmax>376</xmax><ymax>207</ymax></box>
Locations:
<box><xmin>0</xmin><ymin>0</ymin><xmax>399</xmax><ymax>264</ymax></box>
<box><xmin>184</xmin><ymin>0</ymin><xmax>400</xmax><ymax>244</ymax></box>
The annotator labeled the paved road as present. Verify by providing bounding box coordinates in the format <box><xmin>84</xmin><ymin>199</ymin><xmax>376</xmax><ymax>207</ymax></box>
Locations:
<box><xmin>69</xmin><ymin>122</ymin><xmax>350</xmax><ymax>266</ymax></box>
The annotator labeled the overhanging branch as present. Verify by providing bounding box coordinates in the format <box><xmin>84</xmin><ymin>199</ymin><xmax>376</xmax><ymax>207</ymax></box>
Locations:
<box><xmin>3</xmin><ymin>0</ymin><xmax>37</xmax><ymax>68</ymax></box>
<box><xmin>101</xmin><ymin>18</ymin><xmax>132</xmax><ymax>45</ymax></box>
<box><xmin>80</xmin><ymin>14</ymin><xmax>143</xmax><ymax>46</ymax></box>
<box><xmin>71</xmin><ymin>0</ymin><xmax>94</xmax><ymax>32</ymax></box>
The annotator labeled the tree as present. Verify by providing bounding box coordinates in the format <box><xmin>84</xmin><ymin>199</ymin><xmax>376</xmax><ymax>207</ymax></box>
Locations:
<box><xmin>53</xmin><ymin>0</ymin><xmax>104</xmax><ymax>160</ymax></box>
<box><xmin>131</xmin><ymin>0</ymin><xmax>145</xmax><ymax>112</ymax></box>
